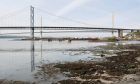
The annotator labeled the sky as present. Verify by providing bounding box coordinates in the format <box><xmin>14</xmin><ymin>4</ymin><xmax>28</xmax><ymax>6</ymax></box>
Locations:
<box><xmin>0</xmin><ymin>0</ymin><xmax>140</xmax><ymax>29</ymax></box>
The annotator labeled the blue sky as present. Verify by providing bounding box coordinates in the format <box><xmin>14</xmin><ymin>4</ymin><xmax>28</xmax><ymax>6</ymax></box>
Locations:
<box><xmin>0</xmin><ymin>0</ymin><xmax>140</xmax><ymax>29</ymax></box>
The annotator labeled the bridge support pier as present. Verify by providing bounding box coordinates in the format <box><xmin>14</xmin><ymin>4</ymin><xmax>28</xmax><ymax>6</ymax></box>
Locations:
<box><xmin>30</xmin><ymin>6</ymin><xmax>34</xmax><ymax>40</ymax></box>
<box><xmin>118</xmin><ymin>29</ymin><xmax>123</xmax><ymax>38</ymax></box>
<box><xmin>131</xmin><ymin>30</ymin><xmax>134</xmax><ymax>33</ymax></box>
<box><xmin>130</xmin><ymin>30</ymin><xmax>135</xmax><ymax>39</ymax></box>
<box><xmin>137</xmin><ymin>30</ymin><xmax>140</xmax><ymax>32</ymax></box>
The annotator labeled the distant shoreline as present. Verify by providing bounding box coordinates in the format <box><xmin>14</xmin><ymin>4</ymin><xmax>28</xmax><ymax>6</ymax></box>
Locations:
<box><xmin>21</xmin><ymin>37</ymin><xmax>139</xmax><ymax>42</ymax></box>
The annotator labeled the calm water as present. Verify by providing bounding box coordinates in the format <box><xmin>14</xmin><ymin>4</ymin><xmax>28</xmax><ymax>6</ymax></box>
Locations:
<box><xmin>0</xmin><ymin>38</ymin><xmax>139</xmax><ymax>83</ymax></box>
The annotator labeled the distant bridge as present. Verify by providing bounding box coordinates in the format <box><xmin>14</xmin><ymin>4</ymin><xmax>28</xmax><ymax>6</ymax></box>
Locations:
<box><xmin>0</xmin><ymin>6</ymin><xmax>139</xmax><ymax>39</ymax></box>
<box><xmin>0</xmin><ymin>26</ymin><xmax>139</xmax><ymax>39</ymax></box>
<box><xmin>0</xmin><ymin>26</ymin><xmax>139</xmax><ymax>30</ymax></box>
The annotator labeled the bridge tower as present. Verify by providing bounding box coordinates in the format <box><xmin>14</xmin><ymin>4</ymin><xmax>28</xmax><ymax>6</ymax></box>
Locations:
<box><xmin>30</xmin><ymin>6</ymin><xmax>34</xmax><ymax>40</ymax></box>
<box><xmin>118</xmin><ymin>29</ymin><xmax>123</xmax><ymax>38</ymax></box>
<box><xmin>112</xmin><ymin>12</ymin><xmax>115</xmax><ymax>36</ymax></box>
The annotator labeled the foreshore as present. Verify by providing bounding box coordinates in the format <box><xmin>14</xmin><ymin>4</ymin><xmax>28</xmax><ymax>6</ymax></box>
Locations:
<box><xmin>1</xmin><ymin>36</ymin><xmax>140</xmax><ymax>84</ymax></box>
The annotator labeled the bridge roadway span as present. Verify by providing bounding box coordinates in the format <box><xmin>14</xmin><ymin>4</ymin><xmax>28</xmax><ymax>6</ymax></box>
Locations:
<box><xmin>0</xmin><ymin>26</ymin><xmax>139</xmax><ymax>38</ymax></box>
<box><xmin>0</xmin><ymin>26</ymin><xmax>139</xmax><ymax>30</ymax></box>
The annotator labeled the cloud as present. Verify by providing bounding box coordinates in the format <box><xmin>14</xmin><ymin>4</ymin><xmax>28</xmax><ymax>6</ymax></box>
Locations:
<box><xmin>47</xmin><ymin>0</ymin><xmax>93</xmax><ymax>25</ymax></box>
<box><xmin>56</xmin><ymin>0</ymin><xmax>92</xmax><ymax>16</ymax></box>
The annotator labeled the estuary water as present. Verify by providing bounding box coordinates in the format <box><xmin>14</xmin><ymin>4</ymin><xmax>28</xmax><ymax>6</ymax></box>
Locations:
<box><xmin>0</xmin><ymin>38</ymin><xmax>139</xmax><ymax>83</ymax></box>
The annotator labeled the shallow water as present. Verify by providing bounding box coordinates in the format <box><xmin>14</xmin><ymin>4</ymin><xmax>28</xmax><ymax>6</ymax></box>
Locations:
<box><xmin>0</xmin><ymin>38</ymin><xmax>139</xmax><ymax>83</ymax></box>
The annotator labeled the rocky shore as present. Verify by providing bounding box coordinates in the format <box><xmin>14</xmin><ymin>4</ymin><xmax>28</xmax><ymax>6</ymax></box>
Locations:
<box><xmin>50</xmin><ymin>43</ymin><xmax>140</xmax><ymax>84</ymax></box>
<box><xmin>1</xmin><ymin>42</ymin><xmax>140</xmax><ymax>84</ymax></box>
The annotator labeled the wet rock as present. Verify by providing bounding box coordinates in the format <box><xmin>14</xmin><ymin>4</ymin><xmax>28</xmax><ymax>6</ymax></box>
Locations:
<box><xmin>0</xmin><ymin>80</ymin><xmax>35</xmax><ymax>84</ymax></box>
<box><xmin>56</xmin><ymin>79</ymin><xmax>104</xmax><ymax>84</ymax></box>
<box><xmin>54</xmin><ymin>44</ymin><xmax>140</xmax><ymax>83</ymax></box>
<box><xmin>0</xmin><ymin>79</ymin><xmax>5</xmax><ymax>84</ymax></box>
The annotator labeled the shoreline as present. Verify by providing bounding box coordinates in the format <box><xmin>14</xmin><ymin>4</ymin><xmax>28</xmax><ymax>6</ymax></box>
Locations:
<box><xmin>21</xmin><ymin>37</ymin><xmax>140</xmax><ymax>42</ymax></box>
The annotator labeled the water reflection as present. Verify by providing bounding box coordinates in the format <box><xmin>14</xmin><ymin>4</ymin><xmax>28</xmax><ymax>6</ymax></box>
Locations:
<box><xmin>40</xmin><ymin>40</ymin><xmax>43</xmax><ymax>65</ymax></box>
<box><xmin>31</xmin><ymin>40</ymin><xmax>35</xmax><ymax>72</ymax></box>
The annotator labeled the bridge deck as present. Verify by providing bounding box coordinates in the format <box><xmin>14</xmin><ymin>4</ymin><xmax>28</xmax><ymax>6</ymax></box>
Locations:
<box><xmin>0</xmin><ymin>26</ymin><xmax>138</xmax><ymax>30</ymax></box>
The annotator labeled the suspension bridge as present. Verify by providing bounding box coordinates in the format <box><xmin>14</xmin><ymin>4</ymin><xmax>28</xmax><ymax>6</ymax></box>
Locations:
<box><xmin>0</xmin><ymin>6</ymin><xmax>139</xmax><ymax>39</ymax></box>
<box><xmin>0</xmin><ymin>6</ymin><xmax>140</xmax><ymax>72</ymax></box>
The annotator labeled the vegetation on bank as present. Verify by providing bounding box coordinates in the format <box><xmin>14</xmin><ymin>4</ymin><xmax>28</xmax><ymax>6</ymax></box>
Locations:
<box><xmin>101</xmin><ymin>36</ymin><xmax>118</xmax><ymax>42</ymax></box>
<box><xmin>22</xmin><ymin>36</ymin><xmax>120</xmax><ymax>42</ymax></box>
<box><xmin>124</xmin><ymin>31</ymin><xmax>140</xmax><ymax>40</ymax></box>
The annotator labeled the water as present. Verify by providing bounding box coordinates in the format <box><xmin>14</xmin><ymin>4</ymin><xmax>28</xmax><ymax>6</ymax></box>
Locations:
<box><xmin>0</xmin><ymin>38</ymin><xmax>139</xmax><ymax>83</ymax></box>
